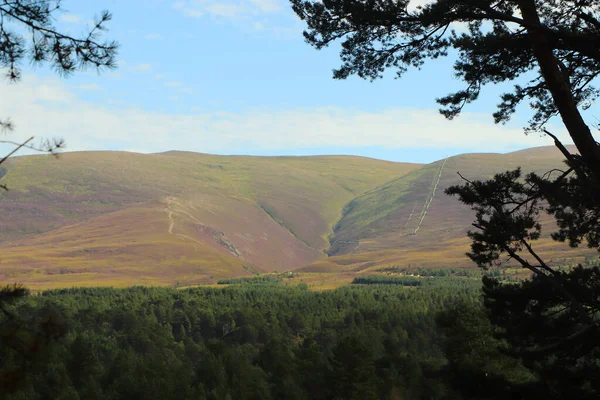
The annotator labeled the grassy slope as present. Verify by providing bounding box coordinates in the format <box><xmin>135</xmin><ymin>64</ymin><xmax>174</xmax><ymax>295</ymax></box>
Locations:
<box><xmin>0</xmin><ymin>203</ymin><xmax>252</xmax><ymax>289</ymax></box>
<box><xmin>0</xmin><ymin>151</ymin><xmax>419</xmax><ymax>288</ymax></box>
<box><xmin>3</xmin><ymin>147</ymin><xmax>592</xmax><ymax>289</ymax></box>
<box><xmin>300</xmin><ymin>146</ymin><xmax>595</xmax><ymax>273</ymax></box>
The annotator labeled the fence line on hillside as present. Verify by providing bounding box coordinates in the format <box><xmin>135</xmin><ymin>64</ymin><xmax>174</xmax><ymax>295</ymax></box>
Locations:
<box><xmin>403</xmin><ymin>202</ymin><xmax>418</xmax><ymax>229</ymax></box>
<box><xmin>411</xmin><ymin>157</ymin><xmax>449</xmax><ymax>235</ymax></box>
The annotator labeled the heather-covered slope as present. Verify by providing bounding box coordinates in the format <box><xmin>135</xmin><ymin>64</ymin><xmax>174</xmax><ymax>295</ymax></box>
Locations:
<box><xmin>301</xmin><ymin>146</ymin><xmax>594</xmax><ymax>273</ymax></box>
<box><xmin>0</xmin><ymin>151</ymin><xmax>418</xmax><ymax>288</ymax></box>
<box><xmin>1</xmin><ymin>147</ymin><xmax>593</xmax><ymax>289</ymax></box>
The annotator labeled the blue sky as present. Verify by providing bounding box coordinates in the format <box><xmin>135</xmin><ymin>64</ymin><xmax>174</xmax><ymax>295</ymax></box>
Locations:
<box><xmin>0</xmin><ymin>0</ymin><xmax>580</xmax><ymax>163</ymax></box>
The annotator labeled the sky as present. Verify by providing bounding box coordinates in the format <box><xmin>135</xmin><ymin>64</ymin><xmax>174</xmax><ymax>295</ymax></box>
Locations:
<box><xmin>0</xmin><ymin>0</ymin><xmax>584</xmax><ymax>164</ymax></box>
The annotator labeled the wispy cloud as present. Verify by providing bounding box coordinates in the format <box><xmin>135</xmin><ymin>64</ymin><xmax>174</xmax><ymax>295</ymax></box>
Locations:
<box><xmin>173</xmin><ymin>0</ymin><xmax>282</xmax><ymax>19</ymax></box>
<box><xmin>59</xmin><ymin>14</ymin><xmax>83</xmax><ymax>24</ymax></box>
<box><xmin>172</xmin><ymin>0</ymin><xmax>302</xmax><ymax>36</ymax></box>
<box><xmin>248</xmin><ymin>0</ymin><xmax>281</xmax><ymax>13</ymax></box>
<box><xmin>0</xmin><ymin>75</ymin><xmax>567</xmax><ymax>159</ymax></box>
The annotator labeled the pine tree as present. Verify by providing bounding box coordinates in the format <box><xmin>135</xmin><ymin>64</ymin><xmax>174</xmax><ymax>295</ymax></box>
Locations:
<box><xmin>292</xmin><ymin>1</ymin><xmax>600</xmax><ymax>396</ymax></box>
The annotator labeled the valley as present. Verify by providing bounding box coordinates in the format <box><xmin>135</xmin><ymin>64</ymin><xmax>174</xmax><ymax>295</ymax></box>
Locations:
<box><xmin>0</xmin><ymin>146</ymin><xmax>593</xmax><ymax>289</ymax></box>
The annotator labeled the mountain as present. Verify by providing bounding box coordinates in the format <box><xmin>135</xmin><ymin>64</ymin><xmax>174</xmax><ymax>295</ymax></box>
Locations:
<box><xmin>301</xmin><ymin>145</ymin><xmax>592</xmax><ymax>274</ymax></box>
<box><xmin>0</xmin><ymin>147</ymin><xmax>592</xmax><ymax>289</ymax></box>
<box><xmin>0</xmin><ymin>151</ymin><xmax>418</xmax><ymax>288</ymax></box>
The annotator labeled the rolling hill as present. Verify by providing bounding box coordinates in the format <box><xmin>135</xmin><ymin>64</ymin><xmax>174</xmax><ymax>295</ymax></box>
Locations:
<box><xmin>0</xmin><ymin>146</ymin><xmax>594</xmax><ymax>289</ymax></box>
<box><xmin>0</xmin><ymin>151</ymin><xmax>418</xmax><ymax>288</ymax></box>
<box><xmin>301</xmin><ymin>145</ymin><xmax>594</xmax><ymax>274</ymax></box>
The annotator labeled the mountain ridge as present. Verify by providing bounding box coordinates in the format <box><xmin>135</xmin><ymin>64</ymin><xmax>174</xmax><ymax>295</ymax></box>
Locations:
<box><xmin>0</xmin><ymin>146</ymin><xmax>590</xmax><ymax>289</ymax></box>
<box><xmin>0</xmin><ymin>150</ymin><xmax>419</xmax><ymax>288</ymax></box>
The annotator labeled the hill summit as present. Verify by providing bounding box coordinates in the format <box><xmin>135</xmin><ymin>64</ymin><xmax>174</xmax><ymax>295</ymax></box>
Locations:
<box><xmin>0</xmin><ymin>147</ymin><xmax>590</xmax><ymax>289</ymax></box>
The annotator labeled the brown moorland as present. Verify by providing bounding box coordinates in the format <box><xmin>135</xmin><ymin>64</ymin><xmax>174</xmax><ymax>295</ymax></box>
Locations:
<box><xmin>0</xmin><ymin>151</ymin><xmax>418</xmax><ymax>288</ymax></box>
<box><xmin>299</xmin><ymin>145</ymin><xmax>596</xmax><ymax>275</ymax></box>
<box><xmin>0</xmin><ymin>146</ymin><xmax>594</xmax><ymax>289</ymax></box>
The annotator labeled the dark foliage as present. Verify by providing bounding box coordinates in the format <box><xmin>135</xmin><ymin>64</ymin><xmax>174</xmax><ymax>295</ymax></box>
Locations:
<box><xmin>0</xmin><ymin>0</ymin><xmax>118</xmax><ymax>81</ymax></box>
<box><xmin>352</xmin><ymin>275</ymin><xmax>423</xmax><ymax>286</ymax></box>
<box><xmin>1</xmin><ymin>279</ymin><xmax>483</xmax><ymax>400</ymax></box>
<box><xmin>0</xmin><ymin>2</ymin><xmax>118</xmax><ymax>391</ymax></box>
<box><xmin>445</xmin><ymin>166</ymin><xmax>600</xmax><ymax>398</ymax></box>
<box><xmin>482</xmin><ymin>270</ymin><xmax>600</xmax><ymax>399</ymax></box>
<box><xmin>0</xmin><ymin>0</ymin><xmax>118</xmax><ymax>179</ymax></box>
<box><xmin>291</xmin><ymin>1</ymin><xmax>600</xmax><ymax>132</ymax></box>
<box><xmin>293</xmin><ymin>2</ymin><xmax>600</xmax><ymax>398</ymax></box>
<box><xmin>217</xmin><ymin>276</ymin><xmax>282</xmax><ymax>285</ymax></box>
<box><xmin>0</xmin><ymin>285</ymin><xmax>65</xmax><ymax>394</ymax></box>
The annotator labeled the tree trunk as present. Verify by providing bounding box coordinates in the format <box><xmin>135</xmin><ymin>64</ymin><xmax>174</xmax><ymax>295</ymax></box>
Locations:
<box><xmin>518</xmin><ymin>0</ymin><xmax>600</xmax><ymax>176</ymax></box>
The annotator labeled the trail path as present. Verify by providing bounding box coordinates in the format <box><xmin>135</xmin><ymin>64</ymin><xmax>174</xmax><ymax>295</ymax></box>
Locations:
<box><xmin>164</xmin><ymin>197</ymin><xmax>203</xmax><ymax>250</ymax></box>
<box><xmin>163</xmin><ymin>196</ymin><xmax>241</xmax><ymax>256</ymax></box>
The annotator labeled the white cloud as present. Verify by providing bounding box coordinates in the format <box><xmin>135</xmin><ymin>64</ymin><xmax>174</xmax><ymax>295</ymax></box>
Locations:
<box><xmin>0</xmin><ymin>75</ymin><xmax>572</xmax><ymax>159</ymax></box>
<box><xmin>60</xmin><ymin>14</ymin><xmax>83</xmax><ymax>24</ymax></box>
<box><xmin>209</xmin><ymin>3</ymin><xmax>245</xmax><ymax>18</ymax></box>
<box><xmin>172</xmin><ymin>0</ymin><xmax>300</xmax><ymax>36</ymax></box>
<box><xmin>249</xmin><ymin>0</ymin><xmax>281</xmax><ymax>13</ymax></box>
<box><xmin>173</xmin><ymin>0</ymin><xmax>282</xmax><ymax>19</ymax></box>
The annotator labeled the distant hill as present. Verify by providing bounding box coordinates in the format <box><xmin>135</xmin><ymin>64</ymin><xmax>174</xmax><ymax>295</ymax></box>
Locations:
<box><xmin>0</xmin><ymin>146</ymin><xmax>591</xmax><ymax>289</ymax></box>
<box><xmin>0</xmin><ymin>151</ymin><xmax>418</xmax><ymax>288</ymax></box>
<box><xmin>300</xmin><ymin>145</ymin><xmax>590</xmax><ymax>274</ymax></box>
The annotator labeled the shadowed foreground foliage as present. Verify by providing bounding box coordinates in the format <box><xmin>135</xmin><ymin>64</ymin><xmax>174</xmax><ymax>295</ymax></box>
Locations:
<box><xmin>0</xmin><ymin>278</ymin><xmax>493</xmax><ymax>400</ymax></box>
<box><xmin>291</xmin><ymin>1</ymin><xmax>600</xmax><ymax>396</ymax></box>
<box><xmin>3</xmin><ymin>275</ymin><xmax>599</xmax><ymax>399</ymax></box>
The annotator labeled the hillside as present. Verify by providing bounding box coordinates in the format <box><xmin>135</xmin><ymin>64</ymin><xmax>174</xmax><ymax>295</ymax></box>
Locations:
<box><xmin>300</xmin><ymin>145</ymin><xmax>593</xmax><ymax>274</ymax></box>
<box><xmin>0</xmin><ymin>146</ymin><xmax>594</xmax><ymax>289</ymax></box>
<box><xmin>0</xmin><ymin>151</ymin><xmax>419</xmax><ymax>288</ymax></box>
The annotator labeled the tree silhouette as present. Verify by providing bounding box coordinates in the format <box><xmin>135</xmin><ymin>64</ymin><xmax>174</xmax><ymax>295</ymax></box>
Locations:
<box><xmin>0</xmin><ymin>0</ymin><xmax>118</xmax><ymax>173</ymax></box>
<box><xmin>293</xmin><ymin>1</ymin><xmax>600</xmax><ymax>396</ymax></box>
<box><xmin>292</xmin><ymin>0</ymin><xmax>600</xmax><ymax>169</ymax></box>
<box><xmin>0</xmin><ymin>1</ymin><xmax>117</xmax><ymax>392</ymax></box>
